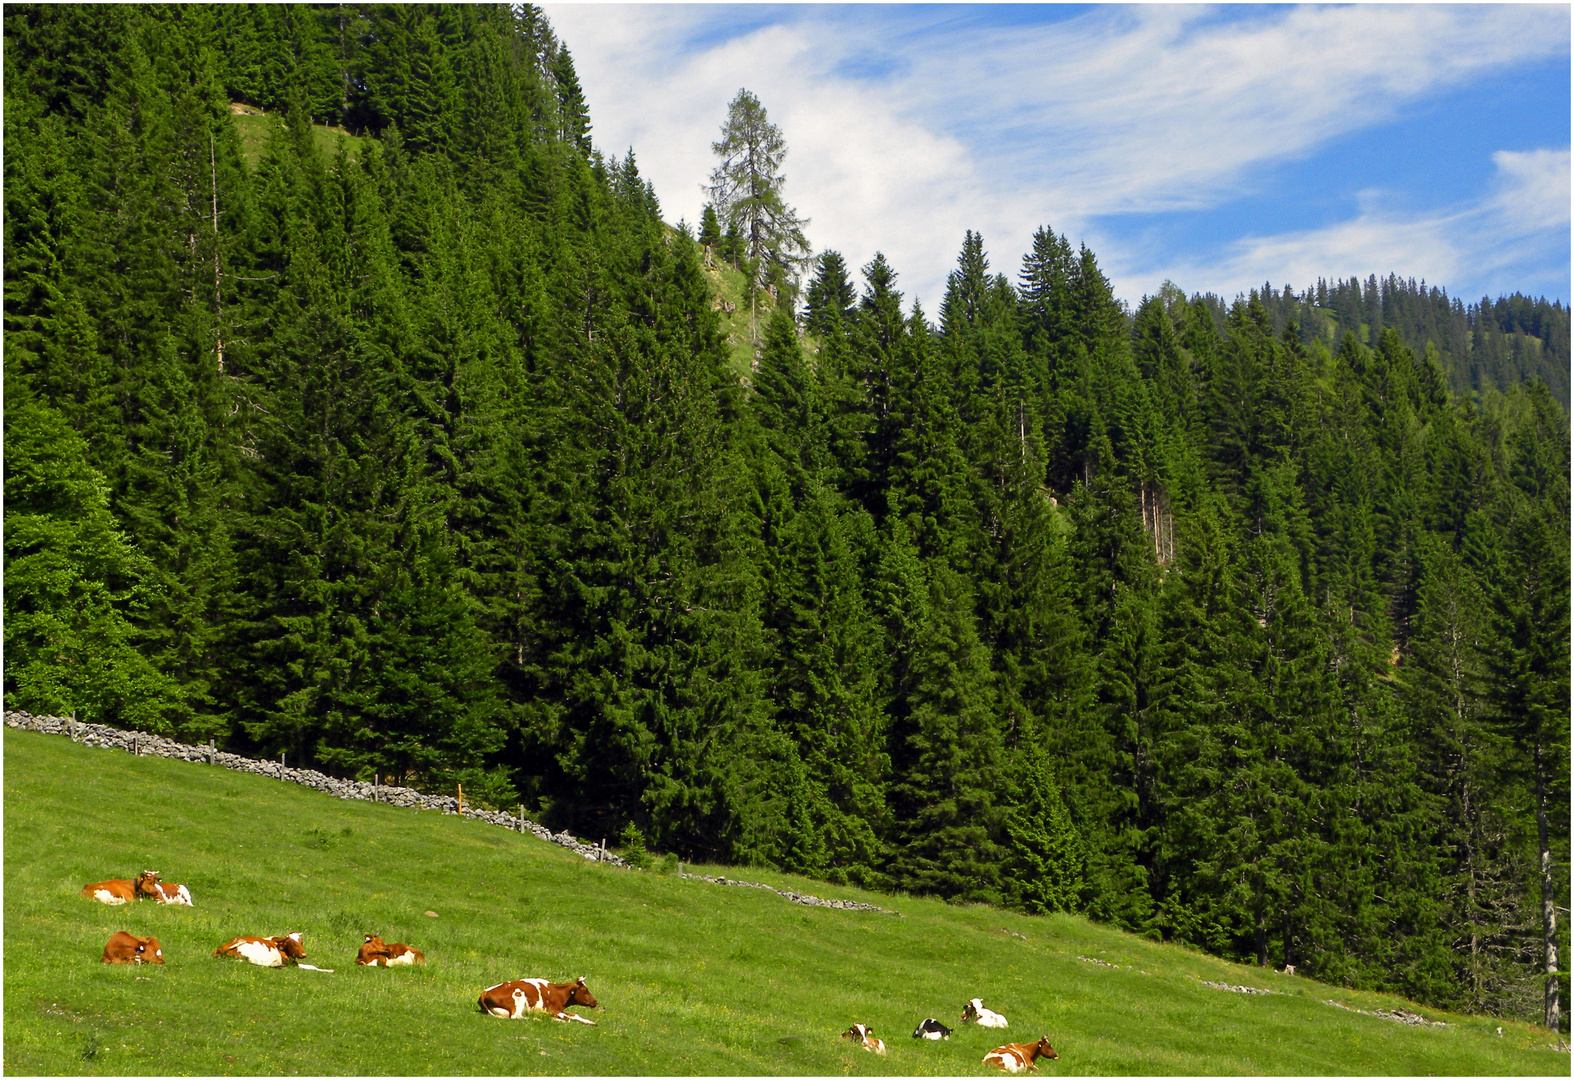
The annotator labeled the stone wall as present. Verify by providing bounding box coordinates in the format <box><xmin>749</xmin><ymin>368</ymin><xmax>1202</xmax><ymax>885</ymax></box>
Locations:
<box><xmin>5</xmin><ymin>710</ymin><xmax>893</xmax><ymax>914</ymax></box>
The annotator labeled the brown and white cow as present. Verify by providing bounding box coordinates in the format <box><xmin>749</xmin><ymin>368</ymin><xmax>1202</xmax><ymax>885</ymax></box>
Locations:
<box><xmin>102</xmin><ymin>931</ymin><xmax>164</xmax><ymax>965</ymax></box>
<box><xmin>151</xmin><ymin>881</ymin><xmax>193</xmax><ymax>906</ymax></box>
<box><xmin>963</xmin><ymin>997</ymin><xmax>1010</xmax><ymax>1028</ymax></box>
<box><xmin>478</xmin><ymin>977</ymin><xmax>598</xmax><ymax>1024</ymax></box>
<box><xmin>983</xmin><ymin>1036</ymin><xmax>1058</xmax><ymax>1073</ymax></box>
<box><xmin>356</xmin><ymin>934</ymin><xmax>425</xmax><ymax>967</ymax></box>
<box><xmin>214</xmin><ymin>932</ymin><xmax>309</xmax><ymax>968</ymax></box>
<box><xmin>841</xmin><ymin>1023</ymin><xmax>887</xmax><ymax>1055</ymax></box>
<box><xmin>80</xmin><ymin>870</ymin><xmax>161</xmax><ymax>905</ymax></box>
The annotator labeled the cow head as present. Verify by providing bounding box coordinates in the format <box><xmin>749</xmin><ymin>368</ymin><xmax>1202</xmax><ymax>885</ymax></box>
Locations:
<box><xmin>567</xmin><ymin>977</ymin><xmax>598</xmax><ymax>1009</ymax></box>
<box><xmin>135</xmin><ymin>871</ymin><xmax>162</xmax><ymax>898</ymax></box>
<box><xmin>963</xmin><ymin>999</ymin><xmax>983</xmax><ymax>1022</ymax></box>
<box><xmin>363</xmin><ymin>934</ymin><xmax>385</xmax><ymax>948</ymax></box>
<box><xmin>136</xmin><ymin>935</ymin><xmax>166</xmax><ymax>964</ymax></box>
<box><xmin>276</xmin><ymin>933</ymin><xmax>306</xmax><ymax>960</ymax></box>
<box><xmin>1034</xmin><ymin>1036</ymin><xmax>1058</xmax><ymax>1060</ymax></box>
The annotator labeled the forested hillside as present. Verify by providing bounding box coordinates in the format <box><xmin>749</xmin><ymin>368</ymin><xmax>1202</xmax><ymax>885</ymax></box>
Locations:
<box><xmin>4</xmin><ymin>4</ymin><xmax>1568</xmax><ymax>1034</ymax></box>
<box><xmin>1194</xmin><ymin>276</ymin><xmax>1571</xmax><ymax>411</ymax></box>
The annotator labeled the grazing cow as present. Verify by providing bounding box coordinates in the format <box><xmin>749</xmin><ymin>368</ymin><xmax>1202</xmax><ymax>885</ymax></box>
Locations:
<box><xmin>102</xmin><ymin>931</ymin><xmax>164</xmax><ymax>965</ymax></box>
<box><xmin>214</xmin><ymin>932</ymin><xmax>314</xmax><ymax>968</ymax></box>
<box><xmin>356</xmin><ymin>934</ymin><xmax>426</xmax><ymax>967</ymax></box>
<box><xmin>963</xmin><ymin>998</ymin><xmax>1009</xmax><ymax>1028</ymax></box>
<box><xmin>478</xmin><ymin>977</ymin><xmax>598</xmax><ymax>1024</ymax></box>
<box><xmin>151</xmin><ymin>881</ymin><xmax>193</xmax><ymax>906</ymax></box>
<box><xmin>912</xmin><ymin>1017</ymin><xmax>953</xmax><ymax>1040</ymax></box>
<box><xmin>983</xmin><ymin>1036</ymin><xmax>1058</xmax><ymax>1073</ymax></box>
<box><xmin>841</xmin><ymin>1023</ymin><xmax>887</xmax><ymax>1055</ymax></box>
<box><xmin>80</xmin><ymin>870</ymin><xmax>161</xmax><ymax>905</ymax></box>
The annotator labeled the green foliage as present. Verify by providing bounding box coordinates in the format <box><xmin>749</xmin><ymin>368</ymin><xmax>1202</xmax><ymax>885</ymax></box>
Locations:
<box><xmin>618</xmin><ymin>821</ymin><xmax>653</xmax><ymax>870</ymax></box>
<box><xmin>6</xmin><ymin>729</ymin><xmax>1570</xmax><ymax>1078</ymax></box>
<box><xmin>4</xmin><ymin>2</ymin><xmax>1566</xmax><ymax>1032</ymax></box>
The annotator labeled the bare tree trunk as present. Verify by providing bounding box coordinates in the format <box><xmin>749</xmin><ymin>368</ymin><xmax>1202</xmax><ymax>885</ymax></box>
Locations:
<box><xmin>1536</xmin><ymin>737</ymin><xmax>1561</xmax><ymax>1037</ymax></box>
<box><xmin>210</xmin><ymin>131</ymin><xmax>224</xmax><ymax>373</ymax></box>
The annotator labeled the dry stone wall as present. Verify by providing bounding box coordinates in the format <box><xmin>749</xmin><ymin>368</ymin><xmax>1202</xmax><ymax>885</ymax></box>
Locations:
<box><xmin>5</xmin><ymin>710</ymin><xmax>892</xmax><ymax>914</ymax></box>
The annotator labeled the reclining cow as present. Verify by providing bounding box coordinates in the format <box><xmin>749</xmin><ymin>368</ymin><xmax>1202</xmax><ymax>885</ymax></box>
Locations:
<box><xmin>842</xmin><ymin>1023</ymin><xmax>887</xmax><ymax>1054</ymax></box>
<box><xmin>102</xmin><ymin>931</ymin><xmax>164</xmax><ymax>965</ymax></box>
<box><xmin>214</xmin><ymin>932</ymin><xmax>333</xmax><ymax>971</ymax></box>
<box><xmin>151</xmin><ymin>880</ymin><xmax>193</xmax><ymax>906</ymax></box>
<box><xmin>983</xmin><ymin>1035</ymin><xmax>1058</xmax><ymax>1073</ymax></box>
<box><xmin>963</xmin><ymin>997</ymin><xmax>1010</xmax><ymax>1028</ymax></box>
<box><xmin>912</xmin><ymin>1017</ymin><xmax>953</xmax><ymax>1040</ymax></box>
<box><xmin>478</xmin><ymin>977</ymin><xmax>598</xmax><ymax>1024</ymax></box>
<box><xmin>356</xmin><ymin>934</ymin><xmax>425</xmax><ymax>966</ymax></box>
<box><xmin>81</xmin><ymin>870</ymin><xmax>161</xmax><ymax>905</ymax></box>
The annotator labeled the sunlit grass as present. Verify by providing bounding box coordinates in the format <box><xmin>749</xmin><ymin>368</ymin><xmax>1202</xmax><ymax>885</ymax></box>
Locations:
<box><xmin>4</xmin><ymin>728</ymin><xmax>1564</xmax><ymax>1075</ymax></box>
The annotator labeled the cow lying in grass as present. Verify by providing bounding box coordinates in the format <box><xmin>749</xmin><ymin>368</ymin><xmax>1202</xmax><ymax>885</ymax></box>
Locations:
<box><xmin>151</xmin><ymin>880</ymin><xmax>193</xmax><ymax>906</ymax></box>
<box><xmin>214</xmin><ymin>932</ymin><xmax>334</xmax><ymax>971</ymax></box>
<box><xmin>81</xmin><ymin>870</ymin><xmax>161</xmax><ymax>905</ymax></box>
<box><xmin>479</xmin><ymin>977</ymin><xmax>598</xmax><ymax>1024</ymax></box>
<box><xmin>912</xmin><ymin>1017</ymin><xmax>952</xmax><ymax>1040</ymax></box>
<box><xmin>102</xmin><ymin>931</ymin><xmax>164</xmax><ymax>965</ymax></box>
<box><xmin>964</xmin><ymin>998</ymin><xmax>1009</xmax><ymax>1028</ymax></box>
<box><xmin>841</xmin><ymin>1023</ymin><xmax>887</xmax><ymax>1054</ymax></box>
<box><xmin>983</xmin><ymin>1036</ymin><xmax>1058</xmax><ymax>1072</ymax></box>
<box><xmin>356</xmin><ymin>934</ymin><xmax>425</xmax><ymax>966</ymax></box>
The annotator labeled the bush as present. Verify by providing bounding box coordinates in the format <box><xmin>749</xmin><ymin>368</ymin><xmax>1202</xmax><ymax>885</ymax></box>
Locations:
<box><xmin>619</xmin><ymin>823</ymin><xmax>653</xmax><ymax>870</ymax></box>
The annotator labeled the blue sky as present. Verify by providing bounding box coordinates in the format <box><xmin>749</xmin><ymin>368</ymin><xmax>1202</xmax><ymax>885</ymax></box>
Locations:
<box><xmin>544</xmin><ymin>4</ymin><xmax>1571</xmax><ymax>313</ymax></box>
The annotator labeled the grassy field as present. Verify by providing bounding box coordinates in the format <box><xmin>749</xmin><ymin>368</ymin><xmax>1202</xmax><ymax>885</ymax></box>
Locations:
<box><xmin>4</xmin><ymin>728</ymin><xmax>1565</xmax><ymax>1076</ymax></box>
<box><xmin>231</xmin><ymin>107</ymin><xmax>364</xmax><ymax>172</ymax></box>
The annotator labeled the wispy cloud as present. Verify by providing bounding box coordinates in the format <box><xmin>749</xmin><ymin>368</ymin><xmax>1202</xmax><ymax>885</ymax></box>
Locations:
<box><xmin>545</xmin><ymin>4</ymin><xmax>1569</xmax><ymax>308</ymax></box>
<box><xmin>1124</xmin><ymin>148</ymin><xmax>1574</xmax><ymax>303</ymax></box>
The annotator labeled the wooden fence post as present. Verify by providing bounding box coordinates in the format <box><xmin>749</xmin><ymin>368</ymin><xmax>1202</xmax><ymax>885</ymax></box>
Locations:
<box><xmin>280</xmin><ymin>751</ymin><xmax>286</xmax><ymax>780</ymax></box>
<box><xmin>457</xmin><ymin>783</ymin><xmax>464</xmax><ymax>816</ymax></box>
<box><xmin>519</xmin><ymin>804</ymin><xmax>525</xmax><ymax>833</ymax></box>
<box><xmin>374</xmin><ymin>773</ymin><xmax>379</xmax><ymax>802</ymax></box>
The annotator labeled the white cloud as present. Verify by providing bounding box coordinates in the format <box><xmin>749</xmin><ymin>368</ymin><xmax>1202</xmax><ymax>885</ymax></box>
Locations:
<box><xmin>545</xmin><ymin>4</ymin><xmax>1569</xmax><ymax>309</ymax></box>
<box><xmin>1123</xmin><ymin>147</ymin><xmax>1573</xmax><ymax>303</ymax></box>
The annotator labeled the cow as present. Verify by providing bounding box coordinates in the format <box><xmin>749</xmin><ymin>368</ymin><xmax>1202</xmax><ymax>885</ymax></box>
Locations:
<box><xmin>963</xmin><ymin>998</ymin><xmax>1009</xmax><ymax>1028</ymax></box>
<box><xmin>841</xmin><ymin>1023</ymin><xmax>886</xmax><ymax>1055</ymax></box>
<box><xmin>478</xmin><ymin>977</ymin><xmax>598</xmax><ymax>1024</ymax></box>
<box><xmin>356</xmin><ymin>934</ymin><xmax>425</xmax><ymax>967</ymax></box>
<box><xmin>102</xmin><ymin>931</ymin><xmax>164</xmax><ymax>965</ymax></box>
<box><xmin>151</xmin><ymin>881</ymin><xmax>193</xmax><ymax>906</ymax></box>
<box><xmin>912</xmin><ymin>1017</ymin><xmax>953</xmax><ymax>1040</ymax></box>
<box><xmin>213</xmin><ymin>932</ymin><xmax>332</xmax><ymax>971</ymax></box>
<box><xmin>983</xmin><ymin>1036</ymin><xmax>1058</xmax><ymax>1073</ymax></box>
<box><xmin>80</xmin><ymin>870</ymin><xmax>161</xmax><ymax>905</ymax></box>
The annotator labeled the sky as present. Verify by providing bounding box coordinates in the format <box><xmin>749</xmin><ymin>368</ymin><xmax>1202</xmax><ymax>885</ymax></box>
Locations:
<box><xmin>542</xmin><ymin>3</ymin><xmax>1571</xmax><ymax>314</ymax></box>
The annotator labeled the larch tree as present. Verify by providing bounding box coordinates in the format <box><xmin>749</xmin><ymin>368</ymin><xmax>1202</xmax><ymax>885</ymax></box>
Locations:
<box><xmin>706</xmin><ymin>89</ymin><xmax>810</xmax><ymax>301</ymax></box>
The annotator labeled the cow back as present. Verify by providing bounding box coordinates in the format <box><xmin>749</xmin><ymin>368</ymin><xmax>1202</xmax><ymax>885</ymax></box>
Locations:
<box><xmin>81</xmin><ymin>879</ymin><xmax>137</xmax><ymax>904</ymax></box>
<box><xmin>103</xmin><ymin>931</ymin><xmax>164</xmax><ymax>964</ymax></box>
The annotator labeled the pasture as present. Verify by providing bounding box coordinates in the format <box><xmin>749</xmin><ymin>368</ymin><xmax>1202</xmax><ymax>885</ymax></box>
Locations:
<box><xmin>3</xmin><ymin>728</ymin><xmax>1564</xmax><ymax>1075</ymax></box>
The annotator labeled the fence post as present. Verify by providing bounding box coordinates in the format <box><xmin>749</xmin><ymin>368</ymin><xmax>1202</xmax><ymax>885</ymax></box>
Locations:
<box><xmin>280</xmin><ymin>751</ymin><xmax>286</xmax><ymax>781</ymax></box>
<box><xmin>519</xmin><ymin>804</ymin><xmax>525</xmax><ymax>833</ymax></box>
<box><xmin>374</xmin><ymin>773</ymin><xmax>379</xmax><ymax>802</ymax></box>
<box><xmin>457</xmin><ymin>783</ymin><xmax>464</xmax><ymax>816</ymax></box>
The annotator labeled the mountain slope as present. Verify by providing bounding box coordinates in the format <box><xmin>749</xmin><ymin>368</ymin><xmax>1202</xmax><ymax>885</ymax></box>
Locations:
<box><xmin>4</xmin><ymin>728</ymin><xmax>1564</xmax><ymax>1076</ymax></box>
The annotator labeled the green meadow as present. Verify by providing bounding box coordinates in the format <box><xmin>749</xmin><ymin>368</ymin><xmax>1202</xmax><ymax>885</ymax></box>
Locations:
<box><xmin>3</xmin><ymin>728</ymin><xmax>1564</xmax><ymax>1076</ymax></box>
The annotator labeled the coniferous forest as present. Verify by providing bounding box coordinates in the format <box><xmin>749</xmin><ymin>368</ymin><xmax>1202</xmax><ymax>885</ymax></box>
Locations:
<box><xmin>4</xmin><ymin>4</ymin><xmax>1569</xmax><ymax>1033</ymax></box>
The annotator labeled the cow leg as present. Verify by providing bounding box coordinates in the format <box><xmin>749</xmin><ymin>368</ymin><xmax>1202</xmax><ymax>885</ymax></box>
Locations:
<box><xmin>554</xmin><ymin>1012</ymin><xmax>596</xmax><ymax>1025</ymax></box>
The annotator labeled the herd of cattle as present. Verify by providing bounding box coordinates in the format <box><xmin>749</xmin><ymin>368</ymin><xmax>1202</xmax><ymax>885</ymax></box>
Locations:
<box><xmin>86</xmin><ymin>869</ymin><xmax>1060</xmax><ymax>1071</ymax></box>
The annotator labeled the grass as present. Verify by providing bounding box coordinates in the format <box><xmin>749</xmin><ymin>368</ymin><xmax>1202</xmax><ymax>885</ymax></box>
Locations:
<box><xmin>4</xmin><ymin>728</ymin><xmax>1566</xmax><ymax>1076</ymax></box>
<box><xmin>700</xmin><ymin>255</ymin><xmax>792</xmax><ymax>379</ymax></box>
<box><xmin>231</xmin><ymin>107</ymin><xmax>364</xmax><ymax>173</ymax></box>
